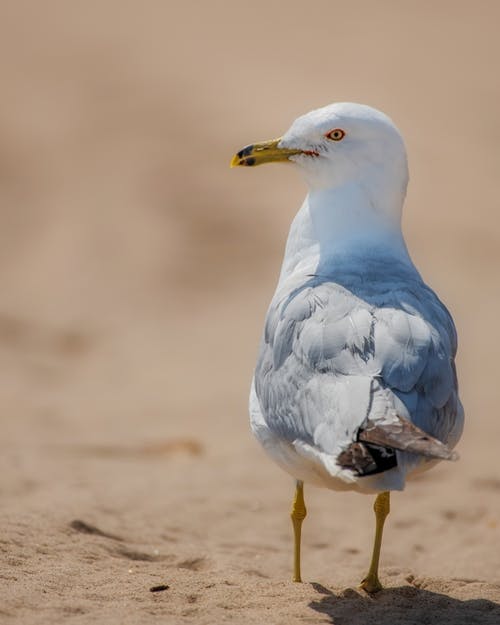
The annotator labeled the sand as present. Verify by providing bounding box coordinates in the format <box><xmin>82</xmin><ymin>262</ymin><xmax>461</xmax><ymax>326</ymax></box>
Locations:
<box><xmin>1</xmin><ymin>1</ymin><xmax>500</xmax><ymax>623</ymax></box>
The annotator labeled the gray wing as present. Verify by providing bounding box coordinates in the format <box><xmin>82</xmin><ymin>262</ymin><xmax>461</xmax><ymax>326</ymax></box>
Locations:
<box><xmin>254</xmin><ymin>269</ymin><xmax>463</xmax><ymax>474</ymax></box>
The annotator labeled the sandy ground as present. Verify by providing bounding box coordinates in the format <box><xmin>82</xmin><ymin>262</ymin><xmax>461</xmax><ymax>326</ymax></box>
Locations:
<box><xmin>1</xmin><ymin>1</ymin><xmax>500</xmax><ymax>623</ymax></box>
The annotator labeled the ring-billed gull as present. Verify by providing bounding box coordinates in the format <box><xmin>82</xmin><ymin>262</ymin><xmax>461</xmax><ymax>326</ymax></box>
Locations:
<box><xmin>231</xmin><ymin>102</ymin><xmax>463</xmax><ymax>592</ymax></box>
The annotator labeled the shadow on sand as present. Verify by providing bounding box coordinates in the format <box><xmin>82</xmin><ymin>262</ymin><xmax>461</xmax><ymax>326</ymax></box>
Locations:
<box><xmin>309</xmin><ymin>581</ymin><xmax>500</xmax><ymax>625</ymax></box>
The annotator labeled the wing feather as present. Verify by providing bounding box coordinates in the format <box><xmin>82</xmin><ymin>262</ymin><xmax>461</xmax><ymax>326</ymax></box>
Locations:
<box><xmin>254</xmin><ymin>268</ymin><xmax>462</xmax><ymax>476</ymax></box>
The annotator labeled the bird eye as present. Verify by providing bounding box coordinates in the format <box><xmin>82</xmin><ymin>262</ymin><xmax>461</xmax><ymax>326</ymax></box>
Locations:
<box><xmin>325</xmin><ymin>128</ymin><xmax>346</xmax><ymax>141</ymax></box>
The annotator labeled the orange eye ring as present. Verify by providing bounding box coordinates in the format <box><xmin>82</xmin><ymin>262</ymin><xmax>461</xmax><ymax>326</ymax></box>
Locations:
<box><xmin>325</xmin><ymin>128</ymin><xmax>346</xmax><ymax>141</ymax></box>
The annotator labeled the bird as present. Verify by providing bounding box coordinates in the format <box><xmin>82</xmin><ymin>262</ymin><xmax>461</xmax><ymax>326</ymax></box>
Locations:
<box><xmin>230</xmin><ymin>102</ymin><xmax>463</xmax><ymax>592</ymax></box>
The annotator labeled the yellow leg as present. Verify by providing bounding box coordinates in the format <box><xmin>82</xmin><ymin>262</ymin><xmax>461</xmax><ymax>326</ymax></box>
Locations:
<box><xmin>360</xmin><ymin>491</ymin><xmax>391</xmax><ymax>593</ymax></box>
<box><xmin>290</xmin><ymin>480</ymin><xmax>307</xmax><ymax>582</ymax></box>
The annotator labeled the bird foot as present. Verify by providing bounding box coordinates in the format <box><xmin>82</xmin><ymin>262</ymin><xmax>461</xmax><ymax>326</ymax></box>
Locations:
<box><xmin>359</xmin><ymin>574</ymin><xmax>383</xmax><ymax>594</ymax></box>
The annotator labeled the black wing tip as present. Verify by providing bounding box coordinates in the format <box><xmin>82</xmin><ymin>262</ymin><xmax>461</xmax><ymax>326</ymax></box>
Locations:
<box><xmin>337</xmin><ymin>441</ymin><xmax>398</xmax><ymax>476</ymax></box>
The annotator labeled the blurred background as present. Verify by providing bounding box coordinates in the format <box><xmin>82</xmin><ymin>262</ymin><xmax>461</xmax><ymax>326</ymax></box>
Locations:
<box><xmin>1</xmin><ymin>1</ymin><xmax>499</xmax><ymax>621</ymax></box>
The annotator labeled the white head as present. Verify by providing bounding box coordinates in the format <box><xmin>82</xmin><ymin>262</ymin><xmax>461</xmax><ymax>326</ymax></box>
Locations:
<box><xmin>283</xmin><ymin>103</ymin><xmax>407</xmax><ymax>196</ymax></box>
<box><xmin>232</xmin><ymin>102</ymin><xmax>409</xmax><ymax>225</ymax></box>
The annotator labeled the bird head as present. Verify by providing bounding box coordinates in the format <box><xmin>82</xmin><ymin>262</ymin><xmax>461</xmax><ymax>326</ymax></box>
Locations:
<box><xmin>231</xmin><ymin>103</ymin><xmax>409</xmax><ymax>217</ymax></box>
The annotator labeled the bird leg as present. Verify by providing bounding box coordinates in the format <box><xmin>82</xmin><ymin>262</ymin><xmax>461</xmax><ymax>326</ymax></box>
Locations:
<box><xmin>290</xmin><ymin>480</ymin><xmax>307</xmax><ymax>582</ymax></box>
<box><xmin>360</xmin><ymin>491</ymin><xmax>390</xmax><ymax>593</ymax></box>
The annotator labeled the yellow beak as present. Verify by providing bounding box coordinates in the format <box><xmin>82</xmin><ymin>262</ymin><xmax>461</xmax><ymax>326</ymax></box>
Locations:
<box><xmin>230</xmin><ymin>138</ymin><xmax>302</xmax><ymax>168</ymax></box>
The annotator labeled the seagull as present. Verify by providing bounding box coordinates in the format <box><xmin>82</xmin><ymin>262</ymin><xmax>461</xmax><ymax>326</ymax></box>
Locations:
<box><xmin>231</xmin><ymin>102</ymin><xmax>463</xmax><ymax>592</ymax></box>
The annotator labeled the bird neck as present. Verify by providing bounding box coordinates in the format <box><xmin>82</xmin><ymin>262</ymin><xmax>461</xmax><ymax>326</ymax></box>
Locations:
<box><xmin>278</xmin><ymin>182</ymin><xmax>413</xmax><ymax>285</ymax></box>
